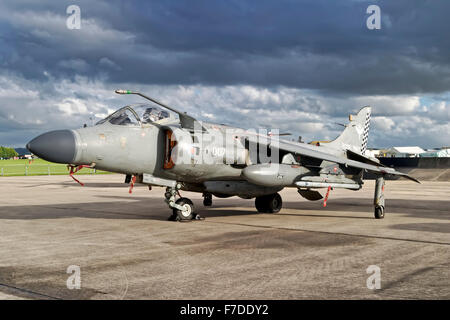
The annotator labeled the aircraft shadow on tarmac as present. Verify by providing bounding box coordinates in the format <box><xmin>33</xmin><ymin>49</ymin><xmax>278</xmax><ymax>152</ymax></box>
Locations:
<box><xmin>1</xmin><ymin>193</ymin><xmax>449</xmax><ymax>227</ymax></box>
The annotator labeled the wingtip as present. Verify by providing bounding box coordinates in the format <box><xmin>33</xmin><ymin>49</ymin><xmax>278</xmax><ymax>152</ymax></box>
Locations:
<box><xmin>405</xmin><ymin>174</ymin><xmax>420</xmax><ymax>184</ymax></box>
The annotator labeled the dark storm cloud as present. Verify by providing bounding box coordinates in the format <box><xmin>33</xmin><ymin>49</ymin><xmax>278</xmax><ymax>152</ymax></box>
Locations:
<box><xmin>1</xmin><ymin>0</ymin><xmax>450</xmax><ymax>94</ymax></box>
<box><xmin>0</xmin><ymin>0</ymin><xmax>449</xmax><ymax>148</ymax></box>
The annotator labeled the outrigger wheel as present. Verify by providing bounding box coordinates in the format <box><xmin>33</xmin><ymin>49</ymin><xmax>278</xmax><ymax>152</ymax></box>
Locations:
<box><xmin>374</xmin><ymin>206</ymin><xmax>385</xmax><ymax>219</ymax></box>
<box><xmin>374</xmin><ymin>176</ymin><xmax>386</xmax><ymax>219</ymax></box>
<box><xmin>255</xmin><ymin>193</ymin><xmax>282</xmax><ymax>213</ymax></box>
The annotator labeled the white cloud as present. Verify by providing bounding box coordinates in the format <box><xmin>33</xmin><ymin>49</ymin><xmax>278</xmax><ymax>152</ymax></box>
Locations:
<box><xmin>0</xmin><ymin>75</ymin><xmax>39</xmax><ymax>99</ymax></box>
<box><xmin>372</xmin><ymin>116</ymin><xmax>395</xmax><ymax>131</ymax></box>
<box><xmin>0</xmin><ymin>71</ymin><xmax>448</xmax><ymax>149</ymax></box>
<box><xmin>57</xmin><ymin>98</ymin><xmax>89</xmax><ymax>116</ymax></box>
<box><xmin>423</xmin><ymin>101</ymin><xmax>450</xmax><ymax>121</ymax></box>
<box><xmin>351</xmin><ymin>95</ymin><xmax>421</xmax><ymax>116</ymax></box>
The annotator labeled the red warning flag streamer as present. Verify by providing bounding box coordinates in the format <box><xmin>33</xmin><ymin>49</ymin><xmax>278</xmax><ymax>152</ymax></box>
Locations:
<box><xmin>68</xmin><ymin>165</ymin><xmax>91</xmax><ymax>186</ymax></box>
<box><xmin>323</xmin><ymin>186</ymin><xmax>332</xmax><ymax>207</ymax></box>
<box><xmin>128</xmin><ymin>175</ymin><xmax>137</xmax><ymax>194</ymax></box>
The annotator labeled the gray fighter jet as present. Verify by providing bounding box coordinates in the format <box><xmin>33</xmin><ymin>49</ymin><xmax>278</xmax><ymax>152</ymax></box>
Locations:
<box><xmin>27</xmin><ymin>90</ymin><xmax>419</xmax><ymax>221</ymax></box>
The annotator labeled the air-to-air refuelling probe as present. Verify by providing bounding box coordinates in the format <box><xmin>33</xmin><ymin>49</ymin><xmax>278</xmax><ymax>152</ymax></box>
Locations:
<box><xmin>27</xmin><ymin>90</ymin><xmax>419</xmax><ymax>221</ymax></box>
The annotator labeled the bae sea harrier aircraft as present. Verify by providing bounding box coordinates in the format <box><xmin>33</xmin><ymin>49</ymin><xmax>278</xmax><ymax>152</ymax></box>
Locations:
<box><xmin>27</xmin><ymin>90</ymin><xmax>419</xmax><ymax>221</ymax></box>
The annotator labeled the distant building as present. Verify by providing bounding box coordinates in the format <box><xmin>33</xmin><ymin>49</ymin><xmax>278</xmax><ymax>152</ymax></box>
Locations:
<box><xmin>365</xmin><ymin>148</ymin><xmax>381</xmax><ymax>158</ymax></box>
<box><xmin>383</xmin><ymin>146</ymin><xmax>425</xmax><ymax>158</ymax></box>
<box><xmin>420</xmin><ymin>148</ymin><xmax>450</xmax><ymax>158</ymax></box>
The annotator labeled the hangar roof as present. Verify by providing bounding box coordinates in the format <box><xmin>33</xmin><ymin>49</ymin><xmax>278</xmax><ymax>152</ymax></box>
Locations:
<box><xmin>388</xmin><ymin>146</ymin><xmax>425</xmax><ymax>154</ymax></box>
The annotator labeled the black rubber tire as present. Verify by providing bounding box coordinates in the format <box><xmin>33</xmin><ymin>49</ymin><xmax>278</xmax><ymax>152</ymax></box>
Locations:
<box><xmin>267</xmin><ymin>193</ymin><xmax>282</xmax><ymax>213</ymax></box>
<box><xmin>374</xmin><ymin>206</ymin><xmax>385</xmax><ymax>219</ymax></box>
<box><xmin>255</xmin><ymin>195</ymin><xmax>269</xmax><ymax>213</ymax></box>
<box><xmin>173</xmin><ymin>198</ymin><xmax>195</xmax><ymax>221</ymax></box>
<box><xmin>255</xmin><ymin>193</ymin><xmax>282</xmax><ymax>213</ymax></box>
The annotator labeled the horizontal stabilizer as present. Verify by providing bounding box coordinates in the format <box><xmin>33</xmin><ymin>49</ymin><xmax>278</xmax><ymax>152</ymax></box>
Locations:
<box><xmin>389</xmin><ymin>172</ymin><xmax>420</xmax><ymax>184</ymax></box>
<box><xmin>346</xmin><ymin>149</ymin><xmax>384</xmax><ymax>167</ymax></box>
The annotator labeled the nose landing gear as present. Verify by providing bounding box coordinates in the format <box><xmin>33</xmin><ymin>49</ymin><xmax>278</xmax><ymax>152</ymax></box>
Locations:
<box><xmin>165</xmin><ymin>185</ymin><xmax>203</xmax><ymax>221</ymax></box>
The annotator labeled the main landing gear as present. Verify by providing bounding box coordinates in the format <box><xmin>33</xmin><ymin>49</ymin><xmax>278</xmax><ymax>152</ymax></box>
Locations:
<box><xmin>255</xmin><ymin>193</ymin><xmax>282</xmax><ymax>213</ymax></box>
<box><xmin>374</xmin><ymin>176</ymin><xmax>385</xmax><ymax>219</ymax></box>
<box><xmin>166</xmin><ymin>184</ymin><xmax>202</xmax><ymax>221</ymax></box>
<box><xmin>203</xmin><ymin>192</ymin><xmax>213</xmax><ymax>206</ymax></box>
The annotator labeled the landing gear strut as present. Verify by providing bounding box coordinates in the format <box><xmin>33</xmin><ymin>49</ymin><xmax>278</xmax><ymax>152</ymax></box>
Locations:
<box><xmin>255</xmin><ymin>193</ymin><xmax>282</xmax><ymax>213</ymax></box>
<box><xmin>203</xmin><ymin>192</ymin><xmax>212</xmax><ymax>206</ymax></box>
<box><xmin>166</xmin><ymin>184</ymin><xmax>202</xmax><ymax>221</ymax></box>
<box><xmin>374</xmin><ymin>176</ymin><xmax>385</xmax><ymax>219</ymax></box>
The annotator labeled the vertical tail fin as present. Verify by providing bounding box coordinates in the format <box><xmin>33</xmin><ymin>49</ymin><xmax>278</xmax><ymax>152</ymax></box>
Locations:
<box><xmin>327</xmin><ymin>106</ymin><xmax>371</xmax><ymax>155</ymax></box>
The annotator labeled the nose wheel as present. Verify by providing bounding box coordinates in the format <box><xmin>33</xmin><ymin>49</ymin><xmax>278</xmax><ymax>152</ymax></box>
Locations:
<box><xmin>166</xmin><ymin>185</ymin><xmax>202</xmax><ymax>221</ymax></box>
<box><xmin>172</xmin><ymin>198</ymin><xmax>195</xmax><ymax>221</ymax></box>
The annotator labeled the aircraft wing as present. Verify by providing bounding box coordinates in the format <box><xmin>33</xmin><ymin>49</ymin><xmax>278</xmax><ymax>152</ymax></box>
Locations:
<box><xmin>244</xmin><ymin>133</ymin><xmax>420</xmax><ymax>183</ymax></box>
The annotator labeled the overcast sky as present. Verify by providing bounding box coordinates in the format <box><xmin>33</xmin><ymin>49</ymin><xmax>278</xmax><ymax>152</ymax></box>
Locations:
<box><xmin>0</xmin><ymin>0</ymin><xmax>449</xmax><ymax>148</ymax></box>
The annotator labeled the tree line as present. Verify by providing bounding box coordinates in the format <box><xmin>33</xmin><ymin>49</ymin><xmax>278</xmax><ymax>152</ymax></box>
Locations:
<box><xmin>0</xmin><ymin>146</ymin><xmax>19</xmax><ymax>159</ymax></box>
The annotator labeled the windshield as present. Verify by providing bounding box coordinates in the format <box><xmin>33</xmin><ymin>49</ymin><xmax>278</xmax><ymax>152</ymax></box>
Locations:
<box><xmin>96</xmin><ymin>104</ymin><xmax>173</xmax><ymax>126</ymax></box>
<box><xmin>134</xmin><ymin>104</ymin><xmax>170</xmax><ymax>124</ymax></box>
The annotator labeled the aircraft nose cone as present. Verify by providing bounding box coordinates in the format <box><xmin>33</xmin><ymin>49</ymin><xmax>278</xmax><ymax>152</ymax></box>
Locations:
<box><xmin>26</xmin><ymin>130</ymin><xmax>76</xmax><ymax>164</ymax></box>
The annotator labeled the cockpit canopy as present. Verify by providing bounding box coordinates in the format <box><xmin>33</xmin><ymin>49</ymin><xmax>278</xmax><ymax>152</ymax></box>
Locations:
<box><xmin>96</xmin><ymin>103</ymin><xmax>175</xmax><ymax>126</ymax></box>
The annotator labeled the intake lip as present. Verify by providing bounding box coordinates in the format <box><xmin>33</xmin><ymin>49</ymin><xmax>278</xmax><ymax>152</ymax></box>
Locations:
<box><xmin>26</xmin><ymin>130</ymin><xmax>76</xmax><ymax>164</ymax></box>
